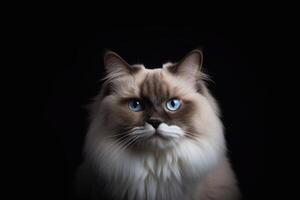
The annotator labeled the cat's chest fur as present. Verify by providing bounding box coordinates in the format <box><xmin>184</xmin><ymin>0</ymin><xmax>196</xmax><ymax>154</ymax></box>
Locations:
<box><xmin>129</xmin><ymin>153</ymin><xmax>185</xmax><ymax>200</ymax></box>
<box><xmin>91</xmin><ymin>144</ymin><xmax>212</xmax><ymax>200</ymax></box>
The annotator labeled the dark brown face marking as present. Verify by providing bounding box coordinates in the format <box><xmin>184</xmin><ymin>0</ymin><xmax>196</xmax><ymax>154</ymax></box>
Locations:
<box><xmin>141</xmin><ymin>71</ymin><xmax>171</xmax><ymax>104</ymax></box>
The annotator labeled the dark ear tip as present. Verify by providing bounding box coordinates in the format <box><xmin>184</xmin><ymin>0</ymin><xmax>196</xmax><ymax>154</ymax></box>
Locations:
<box><xmin>182</xmin><ymin>49</ymin><xmax>203</xmax><ymax>64</ymax></box>
<box><xmin>102</xmin><ymin>48</ymin><xmax>110</xmax><ymax>56</ymax></box>
<box><xmin>103</xmin><ymin>49</ymin><xmax>122</xmax><ymax>64</ymax></box>
<box><xmin>103</xmin><ymin>49</ymin><xmax>115</xmax><ymax>57</ymax></box>
<box><xmin>194</xmin><ymin>46</ymin><xmax>204</xmax><ymax>52</ymax></box>
<box><xmin>190</xmin><ymin>48</ymin><xmax>203</xmax><ymax>56</ymax></box>
<box><xmin>103</xmin><ymin>50</ymin><xmax>132</xmax><ymax>70</ymax></box>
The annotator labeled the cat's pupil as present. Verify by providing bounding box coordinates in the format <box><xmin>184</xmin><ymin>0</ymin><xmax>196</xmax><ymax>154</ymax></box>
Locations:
<box><xmin>133</xmin><ymin>100</ymin><xmax>139</xmax><ymax>108</ymax></box>
<box><xmin>171</xmin><ymin>100</ymin><xmax>175</xmax><ymax>107</ymax></box>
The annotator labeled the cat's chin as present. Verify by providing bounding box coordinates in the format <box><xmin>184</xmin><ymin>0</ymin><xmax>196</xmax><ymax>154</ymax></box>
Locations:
<box><xmin>134</xmin><ymin>134</ymin><xmax>179</xmax><ymax>151</ymax></box>
<box><xmin>146</xmin><ymin>134</ymin><xmax>172</xmax><ymax>149</ymax></box>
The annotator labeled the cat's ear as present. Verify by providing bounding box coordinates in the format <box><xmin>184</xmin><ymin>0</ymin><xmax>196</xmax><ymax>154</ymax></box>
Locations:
<box><xmin>167</xmin><ymin>49</ymin><xmax>203</xmax><ymax>77</ymax></box>
<box><xmin>104</xmin><ymin>50</ymin><xmax>138</xmax><ymax>74</ymax></box>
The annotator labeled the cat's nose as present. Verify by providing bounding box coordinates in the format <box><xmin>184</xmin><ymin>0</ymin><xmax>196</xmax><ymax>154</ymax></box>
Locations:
<box><xmin>147</xmin><ymin>119</ymin><xmax>162</xmax><ymax>129</ymax></box>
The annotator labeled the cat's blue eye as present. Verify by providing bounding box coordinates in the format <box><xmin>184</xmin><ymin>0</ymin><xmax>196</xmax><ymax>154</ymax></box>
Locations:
<box><xmin>166</xmin><ymin>98</ymin><xmax>181</xmax><ymax>111</ymax></box>
<box><xmin>128</xmin><ymin>99</ymin><xmax>143</xmax><ymax>112</ymax></box>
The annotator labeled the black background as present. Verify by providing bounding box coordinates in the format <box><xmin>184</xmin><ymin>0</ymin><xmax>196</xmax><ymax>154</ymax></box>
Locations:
<box><xmin>28</xmin><ymin>24</ymin><xmax>271</xmax><ymax>200</ymax></box>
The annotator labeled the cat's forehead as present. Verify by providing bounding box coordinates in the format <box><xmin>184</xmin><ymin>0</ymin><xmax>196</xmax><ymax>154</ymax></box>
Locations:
<box><xmin>110</xmin><ymin>65</ymin><xmax>195</xmax><ymax>100</ymax></box>
<box><xmin>134</xmin><ymin>67</ymin><xmax>194</xmax><ymax>101</ymax></box>
<box><xmin>139</xmin><ymin>69</ymin><xmax>171</xmax><ymax>102</ymax></box>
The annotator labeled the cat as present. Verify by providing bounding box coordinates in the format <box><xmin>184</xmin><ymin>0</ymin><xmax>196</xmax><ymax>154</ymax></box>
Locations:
<box><xmin>76</xmin><ymin>49</ymin><xmax>240</xmax><ymax>200</ymax></box>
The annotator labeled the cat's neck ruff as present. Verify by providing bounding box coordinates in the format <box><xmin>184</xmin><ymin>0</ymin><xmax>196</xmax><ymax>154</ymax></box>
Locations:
<box><xmin>86</xmin><ymin>133</ymin><xmax>225</xmax><ymax>200</ymax></box>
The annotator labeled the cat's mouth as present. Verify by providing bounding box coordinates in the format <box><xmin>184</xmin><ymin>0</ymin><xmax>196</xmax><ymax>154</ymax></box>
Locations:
<box><xmin>122</xmin><ymin>123</ymin><xmax>184</xmax><ymax>150</ymax></box>
<box><xmin>149</xmin><ymin>131</ymin><xmax>169</xmax><ymax>140</ymax></box>
<box><xmin>139</xmin><ymin>123</ymin><xmax>185</xmax><ymax>149</ymax></box>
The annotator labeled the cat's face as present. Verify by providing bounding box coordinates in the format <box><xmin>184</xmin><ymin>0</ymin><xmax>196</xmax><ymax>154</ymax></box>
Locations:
<box><xmin>93</xmin><ymin>50</ymin><xmax>219</xmax><ymax>151</ymax></box>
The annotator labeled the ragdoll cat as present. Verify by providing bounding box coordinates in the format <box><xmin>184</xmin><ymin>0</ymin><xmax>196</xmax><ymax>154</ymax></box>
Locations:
<box><xmin>76</xmin><ymin>50</ymin><xmax>240</xmax><ymax>200</ymax></box>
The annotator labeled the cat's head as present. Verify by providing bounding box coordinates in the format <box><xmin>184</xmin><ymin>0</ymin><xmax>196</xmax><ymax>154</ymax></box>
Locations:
<box><xmin>89</xmin><ymin>50</ymin><xmax>222</xmax><ymax>151</ymax></box>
